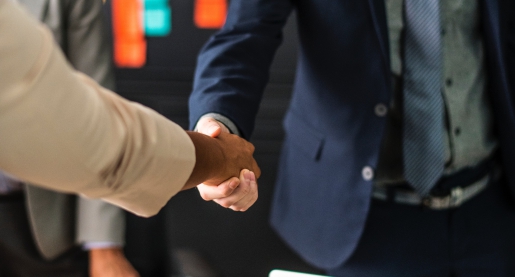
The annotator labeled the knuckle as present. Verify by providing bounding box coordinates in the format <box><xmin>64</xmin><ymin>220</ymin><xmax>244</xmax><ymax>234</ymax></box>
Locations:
<box><xmin>220</xmin><ymin>186</ymin><xmax>233</xmax><ymax>197</ymax></box>
<box><xmin>240</xmin><ymin>184</ymin><xmax>251</xmax><ymax>195</ymax></box>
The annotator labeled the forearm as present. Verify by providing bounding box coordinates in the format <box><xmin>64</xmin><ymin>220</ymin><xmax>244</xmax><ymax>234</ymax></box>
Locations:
<box><xmin>0</xmin><ymin>0</ymin><xmax>195</xmax><ymax>217</ymax></box>
<box><xmin>183</xmin><ymin>131</ymin><xmax>224</xmax><ymax>190</ymax></box>
<box><xmin>189</xmin><ymin>0</ymin><xmax>293</xmax><ymax>138</ymax></box>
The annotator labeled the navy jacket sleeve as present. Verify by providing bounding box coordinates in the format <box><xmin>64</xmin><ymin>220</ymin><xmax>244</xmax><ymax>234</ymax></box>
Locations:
<box><xmin>188</xmin><ymin>0</ymin><xmax>294</xmax><ymax>139</ymax></box>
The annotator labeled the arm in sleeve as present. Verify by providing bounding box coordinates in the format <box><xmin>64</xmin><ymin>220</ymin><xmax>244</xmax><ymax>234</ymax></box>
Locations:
<box><xmin>0</xmin><ymin>0</ymin><xmax>195</xmax><ymax>217</ymax></box>
<box><xmin>188</xmin><ymin>0</ymin><xmax>294</xmax><ymax>139</ymax></box>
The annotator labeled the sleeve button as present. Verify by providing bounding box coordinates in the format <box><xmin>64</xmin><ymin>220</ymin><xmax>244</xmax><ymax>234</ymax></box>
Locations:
<box><xmin>362</xmin><ymin>166</ymin><xmax>374</xmax><ymax>181</ymax></box>
<box><xmin>374</xmin><ymin>103</ymin><xmax>388</xmax><ymax>117</ymax></box>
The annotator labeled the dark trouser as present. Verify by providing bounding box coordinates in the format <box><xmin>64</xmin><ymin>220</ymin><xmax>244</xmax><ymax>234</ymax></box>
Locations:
<box><xmin>0</xmin><ymin>196</ymin><xmax>88</xmax><ymax>277</ymax></box>
<box><xmin>124</xmin><ymin>209</ymin><xmax>170</xmax><ymax>277</ymax></box>
<box><xmin>327</xmin><ymin>177</ymin><xmax>515</xmax><ymax>277</ymax></box>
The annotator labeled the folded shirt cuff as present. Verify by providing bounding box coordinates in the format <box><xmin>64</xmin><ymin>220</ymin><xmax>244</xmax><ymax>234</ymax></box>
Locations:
<box><xmin>82</xmin><ymin>241</ymin><xmax>123</xmax><ymax>250</ymax></box>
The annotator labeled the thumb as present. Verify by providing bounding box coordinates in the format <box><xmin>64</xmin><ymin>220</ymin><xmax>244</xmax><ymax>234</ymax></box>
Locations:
<box><xmin>197</xmin><ymin>117</ymin><xmax>222</xmax><ymax>138</ymax></box>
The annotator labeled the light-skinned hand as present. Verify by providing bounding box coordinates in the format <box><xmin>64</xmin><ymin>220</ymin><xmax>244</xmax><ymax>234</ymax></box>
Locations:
<box><xmin>198</xmin><ymin>169</ymin><xmax>258</xmax><ymax>211</ymax></box>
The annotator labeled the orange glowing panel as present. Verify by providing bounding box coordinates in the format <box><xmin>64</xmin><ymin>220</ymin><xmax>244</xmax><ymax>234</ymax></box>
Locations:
<box><xmin>114</xmin><ymin>40</ymin><xmax>147</xmax><ymax>68</ymax></box>
<box><xmin>112</xmin><ymin>0</ymin><xmax>146</xmax><ymax>67</ymax></box>
<box><xmin>194</xmin><ymin>0</ymin><xmax>227</xmax><ymax>29</ymax></box>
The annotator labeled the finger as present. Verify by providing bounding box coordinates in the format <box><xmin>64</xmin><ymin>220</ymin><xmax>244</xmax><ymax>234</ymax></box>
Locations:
<box><xmin>214</xmin><ymin>169</ymin><xmax>257</xmax><ymax>209</ymax></box>
<box><xmin>197</xmin><ymin>177</ymin><xmax>240</xmax><ymax>201</ymax></box>
<box><xmin>197</xmin><ymin>117</ymin><xmax>223</xmax><ymax>137</ymax></box>
<box><xmin>229</xmin><ymin>171</ymin><xmax>258</xmax><ymax>211</ymax></box>
<box><xmin>212</xmin><ymin>181</ymin><xmax>248</xmax><ymax>208</ymax></box>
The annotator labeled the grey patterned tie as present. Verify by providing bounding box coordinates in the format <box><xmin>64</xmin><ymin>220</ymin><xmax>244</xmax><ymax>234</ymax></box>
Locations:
<box><xmin>403</xmin><ymin>0</ymin><xmax>444</xmax><ymax>196</ymax></box>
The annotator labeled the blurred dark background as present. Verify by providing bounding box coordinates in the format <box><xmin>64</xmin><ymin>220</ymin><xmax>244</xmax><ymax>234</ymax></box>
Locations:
<box><xmin>104</xmin><ymin>1</ymin><xmax>324</xmax><ymax>276</ymax></box>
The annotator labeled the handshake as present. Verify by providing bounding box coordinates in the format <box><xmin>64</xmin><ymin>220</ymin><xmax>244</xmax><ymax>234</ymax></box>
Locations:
<box><xmin>186</xmin><ymin>117</ymin><xmax>261</xmax><ymax>212</ymax></box>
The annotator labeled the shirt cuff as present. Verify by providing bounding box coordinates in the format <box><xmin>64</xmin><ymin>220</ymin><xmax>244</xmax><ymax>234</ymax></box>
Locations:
<box><xmin>82</xmin><ymin>241</ymin><xmax>123</xmax><ymax>250</ymax></box>
<box><xmin>196</xmin><ymin>113</ymin><xmax>241</xmax><ymax>136</ymax></box>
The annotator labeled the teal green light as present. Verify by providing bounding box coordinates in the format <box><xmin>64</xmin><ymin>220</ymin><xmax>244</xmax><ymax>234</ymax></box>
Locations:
<box><xmin>143</xmin><ymin>0</ymin><xmax>171</xmax><ymax>36</ymax></box>
<box><xmin>144</xmin><ymin>0</ymin><xmax>166</xmax><ymax>5</ymax></box>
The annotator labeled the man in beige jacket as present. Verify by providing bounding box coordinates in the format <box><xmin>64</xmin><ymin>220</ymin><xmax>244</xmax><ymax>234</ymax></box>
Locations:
<box><xmin>0</xmin><ymin>0</ymin><xmax>259</xmax><ymax>238</ymax></box>
<box><xmin>0</xmin><ymin>0</ymin><xmax>140</xmax><ymax>276</ymax></box>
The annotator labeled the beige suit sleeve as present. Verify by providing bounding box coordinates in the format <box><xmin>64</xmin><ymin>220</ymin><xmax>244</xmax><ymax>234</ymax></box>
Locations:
<box><xmin>0</xmin><ymin>0</ymin><xmax>196</xmax><ymax>217</ymax></box>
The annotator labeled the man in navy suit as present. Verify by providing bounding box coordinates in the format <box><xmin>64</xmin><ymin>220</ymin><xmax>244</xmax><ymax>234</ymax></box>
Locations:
<box><xmin>189</xmin><ymin>0</ymin><xmax>515</xmax><ymax>276</ymax></box>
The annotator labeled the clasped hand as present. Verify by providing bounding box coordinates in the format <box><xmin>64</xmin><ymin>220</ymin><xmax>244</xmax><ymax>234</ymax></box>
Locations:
<box><xmin>196</xmin><ymin>117</ymin><xmax>260</xmax><ymax>212</ymax></box>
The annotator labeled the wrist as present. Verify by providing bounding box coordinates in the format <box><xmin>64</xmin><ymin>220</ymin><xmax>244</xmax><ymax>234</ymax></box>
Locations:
<box><xmin>185</xmin><ymin>131</ymin><xmax>223</xmax><ymax>189</ymax></box>
<box><xmin>89</xmin><ymin>247</ymin><xmax>124</xmax><ymax>258</ymax></box>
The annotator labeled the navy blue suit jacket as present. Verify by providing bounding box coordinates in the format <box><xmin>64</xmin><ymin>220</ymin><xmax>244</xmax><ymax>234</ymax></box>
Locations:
<box><xmin>189</xmin><ymin>0</ymin><xmax>515</xmax><ymax>269</ymax></box>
